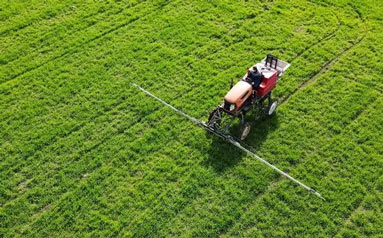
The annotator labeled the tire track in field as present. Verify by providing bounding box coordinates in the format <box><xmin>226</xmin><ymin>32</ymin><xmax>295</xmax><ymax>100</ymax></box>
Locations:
<box><xmin>2</xmin><ymin>2</ymin><xmax>281</xmax><ymax>223</ymax></box>
<box><xmin>218</xmin><ymin>141</ymin><xmax>324</xmax><ymax>237</ymax></box>
<box><xmin>1</xmin><ymin>0</ymin><xmax>337</xmax><ymax>107</ymax></box>
<box><xmin>0</xmin><ymin>6</ymin><xmax>69</xmax><ymax>37</ymax></box>
<box><xmin>1</xmin><ymin>18</ymin><xmax>139</xmax><ymax>85</ymax></box>
<box><xmin>181</xmin><ymin>5</ymin><xmax>341</xmax><ymax>107</ymax></box>
<box><xmin>1</xmin><ymin>0</ymin><xmax>335</xmax><ymax>112</ymax></box>
<box><xmin>55</xmin><ymin>6</ymin><xmax>368</xmax><ymax>236</ymax></box>
<box><xmin>220</xmin><ymin>92</ymin><xmax>372</xmax><ymax>235</ymax></box>
<box><xmin>223</xmin><ymin>94</ymin><xmax>380</xmax><ymax>237</ymax></box>
<box><xmin>173</xmin><ymin>6</ymin><xmax>341</xmax><ymax>118</ymax></box>
<box><xmin>15</xmin><ymin>24</ymin><xmax>344</xmax><ymax>235</ymax></box>
<box><xmin>207</xmin><ymin>8</ymin><xmax>340</xmax><ymax>66</ymax></box>
<box><xmin>125</xmin><ymin>23</ymin><xmax>343</xmax><ymax>232</ymax></box>
<box><xmin>218</xmin><ymin>178</ymin><xmax>282</xmax><ymax>238</ymax></box>
<box><xmin>220</xmin><ymin>9</ymin><xmax>368</xmax><ymax>237</ymax></box>
<box><xmin>280</xmin><ymin>34</ymin><xmax>366</xmax><ymax>106</ymax></box>
<box><xmin>0</xmin><ymin>0</ymin><xmax>169</xmax><ymax>86</ymax></box>
<box><xmin>1</xmin><ymin>1</ymin><xmax>146</xmax><ymax>66</ymax></box>
<box><xmin>280</xmin><ymin>4</ymin><xmax>367</xmax><ymax>106</ymax></box>
<box><xmin>289</xmin><ymin>14</ymin><xmax>341</xmax><ymax>63</ymax></box>
<box><xmin>16</xmin><ymin>112</ymin><xmax>189</xmax><ymax>234</ymax></box>
<box><xmin>3</xmin><ymin>0</ymin><xmax>342</xmax><ymax>213</ymax></box>
<box><xmin>1</xmin><ymin>0</ymin><xmax>216</xmax><ymax>171</ymax></box>
<box><xmin>9</xmin><ymin>105</ymin><xmax>150</xmax><ymax>232</ymax></box>
<box><xmin>19</xmin><ymin>97</ymin><xmax>129</xmax><ymax>161</ymax></box>
<box><xmin>1</xmin><ymin>0</ymin><xmax>266</xmax><ymax>84</ymax></box>
<box><xmin>333</xmin><ymin>173</ymin><xmax>383</xmax><ymax>238</ymax></box>
<box><xmin>1</xmin><ymin>9</ymin><xmax>107</xmax><ymax>64</ymax></box>
<box><xmin>2</xmin><ymin>99</ymin><xmax>134</xmax><ymax>207</ymax></box>
<box><xmin>0</xmin><ymin>1</ymin><xmax>362</xmax><ymax>235</ymax></box>
<box><xmin>5</xmin><ymin>84</ymin><xmax>186</xmax><ymax>211</ymax></box>
<box><xmin>3</xmin><ymin>1</ymin><xmax>346</xmax><ymax>232</ymax></box>
<box><xmin>1</xmin><ymin>0</ymin><xmax>271</xmax><ymax>163</ymax></box>
<box><xmin>343</xmin><ymin>75</ymin><xmax>383</xmax><ymax>94</ymax></box>
<box><xmin>121</xmin><ymin>7</ymin><xmax>346</xmax><ymax>235</ymax></box>
<box><xmin>148</xmin><ymin>12</ymin><xmax>343</xmax><ymax>228</ymax></box>
<box><xmin>2</xmin><ymin>0</ymin><xmax>256</xmax><ymax>184</ymax></box>
<box><xmin>0</xmin><ymin>0</ymin><xmax>134</xmax><ymax>37</ymax></box>
<box><xmin>0</xmin><ymin>1</ymin><xmax>82</xmax><ymax>37</ymax></box>
<box><xmin>224</xmin><ymin>44</ymin><xmax>370</xmax><ymax>238</ymax></box>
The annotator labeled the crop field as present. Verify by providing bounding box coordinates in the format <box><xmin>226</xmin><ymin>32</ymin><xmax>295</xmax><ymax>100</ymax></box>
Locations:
<box><xmin>1</xmin><ymin>0</ymin><xmax>383</xmax><ymax>237</ymax></box>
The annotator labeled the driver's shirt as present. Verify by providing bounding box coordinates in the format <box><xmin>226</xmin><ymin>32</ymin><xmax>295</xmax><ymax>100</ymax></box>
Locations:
<box><xmin>249</xmin><ymin>71</ymin><xmax>262</xmax><ymax>88</ymax></box>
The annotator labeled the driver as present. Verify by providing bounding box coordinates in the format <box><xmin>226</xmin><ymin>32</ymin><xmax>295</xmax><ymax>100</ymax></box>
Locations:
<box><xmin>247</xmin><ymin>66</ymin><xmax>262</xmax><ymax>88</ymax></box>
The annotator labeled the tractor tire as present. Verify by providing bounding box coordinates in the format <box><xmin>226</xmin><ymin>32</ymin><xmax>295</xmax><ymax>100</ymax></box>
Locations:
<box><xmin>267</xmin><ymin>100</ymin><xmax>278</xmax><ymax>116</ymax></box>
<box><xmin>240</xmin><ymin>123</ymin><xmax>251</xmax><ymax>140</ymax></box>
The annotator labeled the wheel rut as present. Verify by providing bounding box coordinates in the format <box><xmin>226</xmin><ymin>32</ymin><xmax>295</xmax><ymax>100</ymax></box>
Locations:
<box><xmin>332</xmin><ymin>174</ymin><xmax>383</xmax><ymax>238</ymax></box>
<box><xmin>16</xmin><ymin>119</ymin><xmax>190</xmax><ymax>234</ymax></box>
<box><xmin>0</xmin><ymin>0</ymin><xmax>146</xmax><ymax>37</ymax></box>
<box><xmin>1</xmin><ymin>6</ymin><xmax>125</xmax><ymax>66</ymax></box>
<box><xmin>289</xmin><ymin>14</ymin><xmax>341</xmax><ymax>64</ymax></box>
<box><xmin>280</xmin><ymin>3</ymin><xmax>367</xmax><ymax>106</ymax></box>
<box><xmin>0</xmin><ymin>0</ymin><xmax>172</xmax><ymax>86</ymax></box>
<box><xmin>1</xmin><ymin>0</ymin><xmax>278</xmax><ymax>164</ymax></box>
<box><xmin>221</xmin><ymin>5</ymin><xmax>368</xmax><ymax>237</ymax></box>
<box><xmin>133</xmin><ymin>6</ymin><xmax>347</xmax><ymax>236</ymax></box>
<box><xmin>280</xmin><ymin>34</ymin><xmax>366</xmax><ymax>106</ymax></box>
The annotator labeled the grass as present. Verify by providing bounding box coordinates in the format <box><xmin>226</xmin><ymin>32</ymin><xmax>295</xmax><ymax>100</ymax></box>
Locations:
<box><xmin>1</xmin><ymin>0</ymin><xmax>383</xmax><ymax>237</ymax></box>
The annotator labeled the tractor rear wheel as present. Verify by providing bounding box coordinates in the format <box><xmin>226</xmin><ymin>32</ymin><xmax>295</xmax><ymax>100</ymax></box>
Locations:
<box><xmin>265</xmin><ymin>92</ymin><xmax>278</xmax><ymax>116</ymax></box>
<box><xmin>267</xmin><ymin>100</ymin><xmax>278</xmax><ymax>116</ymax></box>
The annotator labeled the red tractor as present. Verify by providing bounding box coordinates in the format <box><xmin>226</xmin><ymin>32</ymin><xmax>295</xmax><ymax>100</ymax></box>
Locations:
<box><xmin>207</xmin><ymin>54</ymin><xmax>290</xmax><ymax>140</ymax></box>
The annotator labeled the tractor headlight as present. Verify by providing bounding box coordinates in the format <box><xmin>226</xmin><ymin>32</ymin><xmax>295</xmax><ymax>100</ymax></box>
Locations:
<box><xmin>230</xmin><ymin>104</ymin><xmax>236</xmax><ymax>111</ymax></box>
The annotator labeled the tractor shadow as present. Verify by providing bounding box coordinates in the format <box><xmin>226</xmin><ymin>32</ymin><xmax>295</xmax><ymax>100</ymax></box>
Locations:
<box><xmin>204</xmin><ymin>113</ymin><xmax>280</xmax><ymax>173</ymax></box>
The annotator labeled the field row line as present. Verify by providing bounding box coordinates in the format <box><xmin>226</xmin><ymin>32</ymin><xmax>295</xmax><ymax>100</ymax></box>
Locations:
<box><xmin>0</xmin><ymin>0</ymin><xmax>171</xmax><ymax>86</ymax></box>
<box><xmin>6</xmin><ymin>1</ymin><xmax>351</xmax><ymax>223</ymax></box>
<box><xmin>17</xmin><ymin>112</ymin><xmax>196</xmax><ymax>234</ymax></box>
<box><xmin>280</xmin><ymin>35</ymin><xmax>366</xmax><ymax>105</ymax></box>
<box><xmin>3</xmin><ymin>0</ymin><xmax>356</xmax><ymax>233</ymax></box>
<box><xmin>0</xmin><ymin>0</ymin><xmax>340</xmax><ymax>138</ymax></box>
<box><xmin>289</xmin><ymin>14</ymin><xmax>342</xmax><ymax>63</ymax></box>
<box><xmin>280</xmin><ymin>30</ymin><xmax>367</xmax><ymax>105</ymax></box>
<box><xmin>0</xmin><ymin>0</ymin><xmax>278</xmax><ymax>164</ymax></box>
<box><xmin>2</xmin><ymin>0</ymin><xmax>332</xmax><ymax>88</ymax></box>
<box><xmin>224</xmin><ymin>92</ymin><xmax>381</xmax><ymax>237</ymax></box>
<box><xmin>14</xmin><ymin>109</ymin><xmax>149</xmax><ymax>232</ymax></box>
<box><xmin>1</xmin><ymin>0</ymin><xmax>258</xmax><ymax>189</ymax></box>
<box><xmin>221</xmin><ymin>7</ymin><xmax>369</xmax><ymax>236</ymax></box>
<box><xmin>16</xmin><ymin>31</ymin><xmax>359</xmax><ymax>236</ymax></box>
<box><xmin>333</xmin><ymin>173</ymin><xmax>383</xmax><ymax>237</ymax></box>
<box><xmin>1</xmin><ymin>0</ymin><xmax>267</xmax><ymax>86</ymax></box>
<box><xmin>0</xmin><ymin>0</ymin><xmax>144</xmax><ymax>37</ymax></box>
<box><xmin>3</xmin><ymin>94</ymin><xmax>142</xmax><ymax>205</ymax></box>
<box><xmin>280</xmin><ymin>0</ymin><xmax>367</xmax><ymax>105</ymax></box>
<box><xmin>219</xmin><ymin>177</ymin><xmax>282</xmax><ymax>237</ymax></box>
<box><xmin>1</xmin><ymin>1</ymin><xmax>147</xmax><ymax>67</ymax></box>
<box><xmin>0</xmin><ymin>0</ymin><xmax>261</xmax><ymax>171</ymax></box>
<box><xmin>121</xmin><ymin>9</ymin><xmax>358</xmax><ymax>233</ymax></box>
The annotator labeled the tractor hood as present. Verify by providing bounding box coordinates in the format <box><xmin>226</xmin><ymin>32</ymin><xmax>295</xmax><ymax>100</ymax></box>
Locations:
<box><xmin>224</xmin><ymin>81</ymin><xmax>252</xmax><ymax>104</ymax></box>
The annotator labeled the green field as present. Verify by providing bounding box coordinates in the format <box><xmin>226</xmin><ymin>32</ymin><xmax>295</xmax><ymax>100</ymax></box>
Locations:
<box><xmin>1</xmin><ymin>0</ymin><xmax>383</xmax><ymax>237</ymax></box>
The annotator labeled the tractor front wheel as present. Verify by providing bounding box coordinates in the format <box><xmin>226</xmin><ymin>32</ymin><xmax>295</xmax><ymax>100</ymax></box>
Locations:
<box><xmin>240</xmin><ymin>123</ymin><xmax>251</xmax><ymax>140</ymax></box>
